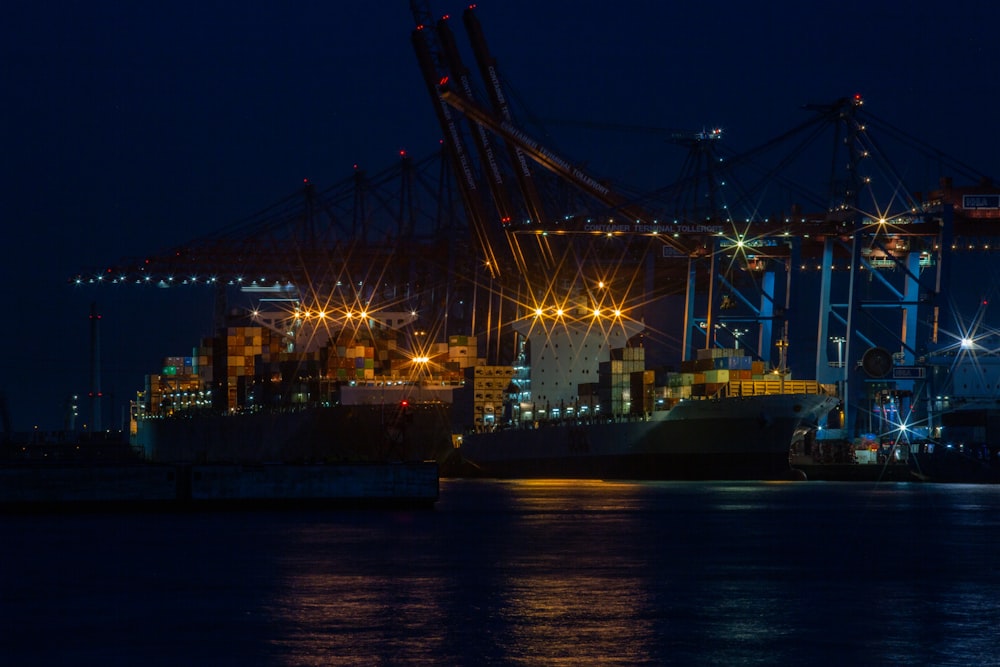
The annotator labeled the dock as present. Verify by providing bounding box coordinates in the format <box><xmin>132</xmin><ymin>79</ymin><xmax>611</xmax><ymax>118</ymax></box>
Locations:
<box><xmin>0</xmin><ymin>461</ymin><xmax>439</xmax><ymax>511</ymax></box>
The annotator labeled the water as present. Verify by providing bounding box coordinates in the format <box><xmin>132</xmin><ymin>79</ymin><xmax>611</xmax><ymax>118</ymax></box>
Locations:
<box><xmin>2</xmin><ymin>479</ymin><xmax>1000</xmax><ymax>666</ymax></box>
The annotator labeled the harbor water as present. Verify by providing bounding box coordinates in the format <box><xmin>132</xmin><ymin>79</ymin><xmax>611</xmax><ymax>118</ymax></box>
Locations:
<box><xmin>2</xmin><ymin>478</ymin><xmax>999</xmax><ymax>665</ymax></box>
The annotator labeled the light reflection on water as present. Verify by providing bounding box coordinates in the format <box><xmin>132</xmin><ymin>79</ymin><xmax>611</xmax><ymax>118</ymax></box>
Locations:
<box><xmin>2</xmin><ymin>480</ymin><xmax>999</xmax><ymax>665</ymax></box>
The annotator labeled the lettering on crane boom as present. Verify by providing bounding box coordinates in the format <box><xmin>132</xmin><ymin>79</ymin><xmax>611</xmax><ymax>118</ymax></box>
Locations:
<box><xmin>582</xmin><ymin>223</ymin><xmax>725</xmax><ymax>234</ymax></box>
<box><xmin>892</xmin><ymin>366</ymin><xmax>926</xmax><ymax>379</ymax></box>
<box><xmin>962</xmin><ymin>194</ymin><xmax>1000</xmax><ymax>209</ymax></box>
<box><xmin>719</xmin><ymin>239</ymin><xmax>780</xmax><ymax>248</ymax></box>
<box><xmin>662</xmin><ymin>246</ymin><xmax>687</xmax><ymax>257</ymax></box>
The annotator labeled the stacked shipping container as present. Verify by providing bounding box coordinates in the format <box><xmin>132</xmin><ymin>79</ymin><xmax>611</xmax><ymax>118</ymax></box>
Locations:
<box><xmin>658</xmin><ymin>348</ymin><xmax>824</xmax><ymax>403</ymax></box>
<box><xmin>143</xmin><ymin>325</ymin><xmax>486</xmax><ymax>415</ymax></box>
<box><xmin>467</xmin><ymin>364</ymin><xmax>516</xmax><ymax>429</ymax></box>
<box><xmin>597</xmin><ymin>346</ymin><xmax>648</xmax><ymax>417</ymax></box>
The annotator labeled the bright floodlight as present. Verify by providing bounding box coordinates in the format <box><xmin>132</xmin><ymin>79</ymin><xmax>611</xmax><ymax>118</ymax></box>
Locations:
<box><xmin>961</xmin><ymin>337</ymin><xmax>974</xmax><ymax>349</ymax></box>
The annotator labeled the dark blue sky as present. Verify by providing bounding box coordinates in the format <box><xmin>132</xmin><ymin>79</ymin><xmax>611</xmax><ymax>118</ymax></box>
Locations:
<box><xmin>3</xmin><ymin>1</ymin><xmax>999</xmax><ymax>431</ymax></box>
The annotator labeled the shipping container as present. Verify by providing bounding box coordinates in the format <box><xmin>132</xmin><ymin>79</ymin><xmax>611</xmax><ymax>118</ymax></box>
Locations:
<box><xmin>704</xmin><ymin>369</ymin><xmax>730</xmax><ymax>384</ymax></box>
<box><xmin>694</xmin><ymin>358</ymin><xmax>716</xmax><ymax>371</ymax></box>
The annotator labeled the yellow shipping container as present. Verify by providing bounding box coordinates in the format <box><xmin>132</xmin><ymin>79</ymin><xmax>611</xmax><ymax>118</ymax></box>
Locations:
<box><xmin>726</xmin><ymin>379</ymin><xmax>822</xmax><ymax>397</ymax></box>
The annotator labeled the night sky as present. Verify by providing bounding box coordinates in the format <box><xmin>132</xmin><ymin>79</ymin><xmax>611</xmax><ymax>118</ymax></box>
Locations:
<box><xmin>3</xmin><ymin>0</ymin><xmax>999</xmax><ymax>432</ymax></box>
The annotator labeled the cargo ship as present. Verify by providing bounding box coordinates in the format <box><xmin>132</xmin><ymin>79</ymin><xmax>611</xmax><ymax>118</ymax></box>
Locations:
<box><xmin>128</xmin><ymin>303</ymin><xmax>837</xmax><ymax>480</ymax></box>
<box><xmin>134</xmin><ymin>400</ymin><xmax>455</xmax><ymax>465</ymax></box>
<box><xmin>791</xmin><ymin>370</ymin><xmax>1000</xmax><ymax>484</ymax></box>
<box><xmin>788</xmin><ymin>352</ymin><xmax>1000</xmax><ymax>484</ymax></box>
<box><xmin>449</xmin><ymin>313</ymin><xmax>838</xmax><ymax>480</ymax></box>
<box><xmin>458</xmin><ymin>392</ymin><xmax>838</xmax><ymax>480</ymax></box>
<box><xmin>129</xmin><ymin>312</ymin><xmax>466</xmax><ymax>467</ymax></box>
<box><xmin>2</xmin><ymin>410</ymin><xmax>442</xmax><ymax>510</ymax></box>
<box><xmin>789</xmin><ymin>435</ymin><xmax>916</xmax><ymax>482</ymax></box>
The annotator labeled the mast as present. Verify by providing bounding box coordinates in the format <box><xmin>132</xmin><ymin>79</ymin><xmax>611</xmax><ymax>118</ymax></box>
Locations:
<box><xmin>89</xmin><ymin>302</ymin><xmax>102</xmax><ymax>432</ymax></box>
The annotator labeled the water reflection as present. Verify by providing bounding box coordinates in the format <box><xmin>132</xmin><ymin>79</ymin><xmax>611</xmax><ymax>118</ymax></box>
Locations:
<box><xmin>496</xmin><ymin>481</ymin><xmax>659</xmax><ymax>662</ymax></box>
<box><xmin>7</xmin><ymin>481</ymin><xmax>989</xmax><ymax>664</ymax></box>
<box><xmin>264</xmin><ymin>519</ymin><xmax>455</xmax><ymax>665</ymax></box>
<box><xmin>254</xmin><ymin>481</ymin><xmax>1000</xmax><ymax>664</ymax></box>
<box><xmin>262</xmin><ymin>481</ymin><xmax>668</xmax><ymax>663</ymax></box>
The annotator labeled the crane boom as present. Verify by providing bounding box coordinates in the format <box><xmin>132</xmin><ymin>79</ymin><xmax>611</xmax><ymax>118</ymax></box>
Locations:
<box><xmin>438</xmin><ymin>84</ymin><xmax>692</xmax><ymax>255</ymax></box>
<box><xmin>436</xmin><ymin>17</ymin><xmax>515</xmax><ymax>228</ymax></box>
<box><xmin>462</xmin><ymin>6</ymin><xmax>546</xmax><ymax>227</ymax></box>
<box><xmin>412</xmin><ymin>25</ymin><xmax>503</xmax><ymax>277</ymax></box>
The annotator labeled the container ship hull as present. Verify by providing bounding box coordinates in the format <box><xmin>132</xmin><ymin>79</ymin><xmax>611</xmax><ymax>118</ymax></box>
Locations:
<box><xmin>459</xmin><ymin>393</ymin><xmax>839</xmax><ymax>480</ymax></box>
<box><xmin>133</xmin><ymin>404</ymin><xmax>455</xmax><ymax>465</ymax></box>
